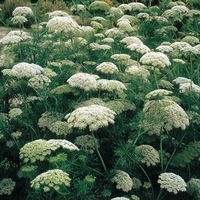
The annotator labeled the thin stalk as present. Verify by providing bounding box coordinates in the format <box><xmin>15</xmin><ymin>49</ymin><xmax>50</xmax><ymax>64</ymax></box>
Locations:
<box><xmin>159</xmin><ymin>129</ymin><xmax>164</xmax><ymax>172</ymax></box>
<box><xmin>91</xmin><ymin>131</ymin><xmax>108</xmax><ymax>173</ymax></box>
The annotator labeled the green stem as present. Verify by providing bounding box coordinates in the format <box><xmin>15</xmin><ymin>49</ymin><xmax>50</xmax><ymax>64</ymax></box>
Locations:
<box><xmin>91</xmin><ymin>131</ymin><xmax>108</xmax><ymax>173</ymax></box>
<box><xmin>159</xmin><ymin>129</ymin><xmax>164</xmax><ymax>172</ymax></box>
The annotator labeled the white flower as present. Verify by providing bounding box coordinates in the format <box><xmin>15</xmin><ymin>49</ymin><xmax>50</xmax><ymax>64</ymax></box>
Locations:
<box><xmin>8</xmin><ymin>108</ymin><xmax>23</xmax><ymax>119</ymax></box>
<box><xmin>111</xmin><ymin>198</ymin><xmax>130</xmax><ymax>200</ymax></box>
<box><xmin>181</xmin><ymin>35</ymin><xmax>199</xmax><ymax>45</ymax></box>
<box><xmin>0</xmin><ymin>31</ymin><xmax>31</xmax><ymax>45</ymax></box>
<box><xmin>117</xmin><ymin>20</ymin><xmax>134</xmax><ymax>32</ymax></box>
<box><xmin>125</xmin><ymin>65</ymin><xmax>150</xmax><ymax>79</ymax></box>
<box><xmin>141</xmin><ymin>99</ymin><xmax>189</xmax><ymax>135</ymax></box>
<box><xmin>179</xmin><ymin>82</ymin><xmax>200</xmax><ymax>95</ymax></box>
<box><xmin>105</xmin><ymin>28</ymin><xmax>127</xmax><ymax>39</ymax></box>
<box><xmin>97</xmin><ymin>79</ymin><xmax>127</xmax><ymax>95</ymax></box>
<box><xmin>48</xmin><ymin>10</ymin><xmax>69</xmax><ymax>19</ymax></box>
<box><xmin>128</xmin><ymin>2</ymin><xmax>147</xmax><ymax>11</ymax></box>
<box><xmin>173</xmin><ymin>77</ymin><xmax>194</xmax><ymax>85</ymax></box>
<box><xmin>96</xmin><ymin>62</ymin><xmax>119</xmax><ymax>74</ymax></box>
<box><xmin>12</xmin><ymin>6</ymin><xmax>34</xmax><ymax>17</ymax></box>
<box><xmin>102</xmin><ymin>37</ymin><xmax>114</xmax><ymax>44</ymax></box>
<box><xmin>67</xmin><ymin>72</ymin><xmax>99</xmax><ymax>91</ymax></box>
<box><xmin>111</xmin><ymin>54</ymin><xmax>131</xmax><ymax>61</ymax></box>
<box><xmin>140</xmin><ymin>52</ymin><xmax>171</xmax><ymax>69</ymax></box>
<box><xmin>109</xmin><ymin>7</ymin><xmax>124</xmax><ymax>19</ymax></box>
<box><xmin>171</xmin><ymin>5</ymin><xmax>189</xmax><ymax>14</ymax></box>
<box><xmin>0</xmin><ymin>178</ymin><xmax>16</xmax><ymax>195</ymax></box>
<box><xmin>158</xmin><ymin>172</ymin><xmax>187</xmax><ymax>194</ymax></box>
<box><xmin>31</xmin><ymin>169</ymin><xmax>71</xmax><ymax>192</ymax></box>
<box><xmin>156</xmin><ymin>45</ymin><xmax>173</xmax><ymax>53</ymax></box>
<box><xmin>28</xmin><ymin>74</ymin><xmax>51</xmax><ymax>89</ymax></box>
<box><xmin>0</xmin><ymin>54</ymin><xmax>14</xmax><ymax>68</ymax></box>
<box><xmin>145</xmin><ymin>89</ymin><xmax>173</xmax><ymax>100</ymax></box>
<box><xmin>118</xmin><ymin>4</ymin><xmax>132</xmax><ymax>12</ymax></box>
<box><xmin>11</xmin><ymin>16</ymin><xmax>28</xmax><ymax>25</ymax></box>
<box><xmin>127</xmin><ymin>43</ymin><xmax>150</xmax><ymax>54</ymax></box>
<box><xmin>19</xmin><ymin>139</ymin><xmax>52</xmax><ymax>163</ymax></box>
<box><xmin>70</xmin><ymin>4</ymin><xmax>86</xmax><ymax>12</ymax></box>
<box><xmin>46</xmin><ymin>16</ymin><xmax>80</xmax><ymax>35</ymax></box>
<box><xmin>48</xmin><ymin>139</ymin><xmax>79</xmax><ymax>151</ymax></box>
<box><xmin>112</xmin><ymin>170</ymin><xmax>133</xmax><ymax>192</ymax></box>
<box><xmin>3</xmin><ymin>62</ymin><xmax>43</xmax><ymax>78</ymax></box>
<box><xmin>64</xmin><ymin>104</ymin><xmax>116</xmax><ymax>131</ymax></box>
<box><xmin>120</xmin><ymin>36</ymin><xmax>143</xmax><ymax>46</ymax></box>
<box><xmin>50</xmin><ymin>121</ymin><xmax>72</xmax><ymax>136</ymax></box>
<box><xmin>135</xmin><ymin>145</ymin><xmax>160</xmax><ymax>167</ymax></box>
<box><xmin>89</xmin><ymin>43</ymin><xmax>112</xmax><ymax>51</ymax></box>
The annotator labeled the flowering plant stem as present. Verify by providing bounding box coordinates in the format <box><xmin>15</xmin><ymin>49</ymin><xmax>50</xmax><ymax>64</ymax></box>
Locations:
<box><xmin>159</xmin><ymin>129</ymin><xmax>164</xmax><ymax>172</ymax></box>
<box><xmin>91</xmin><ymin>131</ymin><xmax>108</xmax><ymax>173</ymax></box>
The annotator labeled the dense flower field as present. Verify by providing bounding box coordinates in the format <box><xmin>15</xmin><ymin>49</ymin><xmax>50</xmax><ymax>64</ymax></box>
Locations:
<box><xmin>0</xmin><ymin>0</ymin><xmax>200</xmax><ymax>199</ymax></box>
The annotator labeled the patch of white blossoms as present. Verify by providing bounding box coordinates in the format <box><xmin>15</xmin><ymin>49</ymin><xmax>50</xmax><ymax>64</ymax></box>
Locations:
<box><xmin>140</xmin><ymin>52</ymin><xmax>171</xmax><ymax>69</ymax></box>
<box><xmin>8</xmin><ymin>108</ymin><xmax>23</xmax><ymax>119</ymax></box>
<box><xmin>127</xmin><ymin>43</ymin><xmax>150</xmax><ymax>54</ymax></box>
<box><xmin>145</xmin><ymin>89</ymin><xmax>173</xmax><ymax>100</ymax></box>
<box><xmin>48</xmin><ymin>10</ymin><xmax>69</xmax><ymax>19</ymax></box>
<box><xmin>67</xmin><ymin>72</ymin><xmax>100</xmax><ymax>91</ymax></box>
<box><xmin>46</xmin><ymin>16</ymin><xmax>80</xmax><ymax>35</ymax></box>
<box><xmin>12</xmin><ymin>6</ymin><xmax>34</xmax><ymax>17</ymax></box>
<box><xmin>158</xmin><ymin>172</ymin><xmax>187</xmax><ymax>194</ymax></box>
<box><xmin>135</xmin><ymin>145</ymin><xmax>160</xmax><ymax>167</ymax></box>
<box><xmin>97</xmin><ymin>79</ymin><xmax>127</xmax><ymax>95</ymax></box>
<box><xmin>28</xmin><ymin>74</ymin><xmax>51</xmax><ymax>89</ymax></box>
<box><xmin>64</xmin><ymin>104</ymin><xmax>116</xmax><ymax>131</ymax></box>
<box><xmin>3</xmin><ymin>62</ymin><xmax>44</xmax><ymax>78</ymax></box>
<box><xmin>0</xmin><ymin>30</ymin><xmax>31</xmax><ymax>45</ymax></box>
<box><xmin>96</xmin><ymin>62</ymin><xmax>119</xmax><ymax>74</ymax></box>
<box><xmin>50</xmin><ymin>121</ymin><xmax>72</xmax><ymax>136</ymax></box>
<box><xmin>142</xmin><ymin>99</ymin><xmax>189</xmax><ymax>135</ymax></box>
<box><xmin>120</xmin><ymin>36</ymin><xmax>143</xmax><ymax>46</ymax></box>
<box><xmin>125</xmin><ymin>65</ymin><xmax>150</xmax><ymax>79</ymax></box>
<box><xmin>19</xmin><ymin>139</ymin><xmax>78</xmax><ymax>163</ymax></box>
<box><xmin>11</xmin><ymin>16</ymin><xmax>28</xmax><ymax>25</ymax></box>
<box><xmin>112</xmin><ymin>170</ymin><xmax>133</xmax><ymax>192</ymax></box>
<box><xmin>31</xmin><ymin>169</ymin><xmax>71</xmax><ymax>192</ymax></box>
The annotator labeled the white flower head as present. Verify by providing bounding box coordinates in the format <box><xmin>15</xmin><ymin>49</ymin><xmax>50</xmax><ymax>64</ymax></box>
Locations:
<box><xmin>0</xmin><ymin>31</ymin><xmax>31</xmax><ymax>45</ymax></box>
<box><xmin>64</xmin><ymin>104</ymin><xmax>116</xmax><ymax>131</ymax></box>
<box><xmin>118</xmin><ymin>4</ymin><xmax>132</xmax><ymax>12</ymax></box>
<box><xmin>97</xmin><ymin>79</ymin><xmax>127</xmax><ymax>95</ymax></box>
<box><xmin>89</xmin><ymin>43</ymin><xmax>112</xmax><ymax>51</ymax></box>
<box><xmin>145</xmin><ymin>89</ymin><xmax>173</xmax><ymax>100</ymax></box>
<box><xmin>8</xmin><ymin>108</ymin><xmax>23</xmax><ymax>119</ymax></box>
<box><xmin>135</xmin><ymin>144</ymin><xmax>160</xmax><ymax>167</ymax></box>
<box><xmin>12</xmin><ymin>6</ymin><xmax>34</xmax><ymax>17</ymax></box>
<box><xmin>125</xmin><ymin>65</ymin><xmax>150</xmax><ymax>79</ymax></box>
<box><xmin>120</xmin><ymin>36</ymin><xmax>143</xmax><ymax>46</ymax></box>
<box><xmin>11</xmin><ymin>16</ymin><xmax>28</xmax><ymax>25</ymax></box>
<box><xmin>67</xmin><ymin>72</ymin><xmax>100</xmax><ymax>91</ymax></box>
<box><xmin>48</xmin><ymin>10</ymin><xmax>69</xmax><ymax>19</ymax></box>
<box><xmin>140</xmin><ymin>52</ymin><xmax>171</xmax><ymax>69</ymax></box>
<box><xmin>111</xmin><ymin>197</ymin><xmax>130</xmax><ymax>200</ymax></box>
<box><xmin>112</xmin><ymin>170</ymin><xmax>133</xmax><ymax>192</ymax></box>
<box><xmin>4</xmin><ymin>62</ymin><xmax>44</xmax><ymax>78</ymax></box>
<box><xmin>31</xmin><ymin>169</ymin><xmax>71</xmax><ymax>192</ymax></box>
<box><xmin>50</xmin><ymin>121</ymin><xmax>73</xmax><ymax>136</ymax></box>
<box><xmin>96</xmin><ymin>62</ymin><xmax>119</xmax><ymax>74</ymax></box>
<box><xmin>128</xmin><ymin>2</ymin><xmax>147</xmax><ymax>11</ymax></box>
<box><xmin>158</xmin><ymin>172</ymin><xmax>187</xmax><ymax>194</ymax></box>
<box><xmin>28</xmin><ymin>74</ymin><xmax>51</xmax><ymax>89</ymax></box>
<box><xmin>127</xmin><ymin>43</ymin><xmax>150</xmax><ymax>54</ymax></box>
<box><xmin>111</xmin><ymin>53</ymin><xmax>131</xmax><ymax>62</ymax></box>
<box><xmin>46</xmin><ymin>16</ymin><xmax>80</xmax><ymax>35</ymax></box>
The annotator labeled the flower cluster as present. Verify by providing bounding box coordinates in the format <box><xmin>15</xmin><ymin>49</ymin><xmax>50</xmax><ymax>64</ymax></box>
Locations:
<box><xmin>38</xmin><ymin>112</ymin><xmax>64</xmax><ymax>130</ymax></box>
<box><xmin>3</xmin><ymin>62</ymin><xmax>44</xmax><ymax>79</ymax></box>
<box><xmin>141</xmin><ymin>99</ymin><xmax>189</xmax><ymax>135</ymax></box>
<box><xmin>0</xmin><ymin>30</ymin><xmax>31</xmax><ymax>45</ymax></box>
<box><xmin>30</xmin><ymin>169</ymin><xmax>71</xmax><ymax>192</ymax></box>
<box><xmin>89</xmin><ymin>1</ymin><xmax>110</xmax><ymax>12</ymax></box>
<box><xmin>125</xmin><ymin>65</ymin><xmax>150</xmax><ymax>79</ymax></box>
<box><xmin>19</xmin><ymin>139</ymin><xmax>52</xmax><ymax>163</ymax></box>
<box><xmin>19</xmin><ymin>139</ymin><xmax>79</xmax><ymax>163</ymax></box>
<box><xmin>8</xmin><ymin>108</ymin><xmax>23</xmax><ymax>119</ymax></box>
<box><xmin>50</xmin><ymin>121</ymin><xmax>72</xmax><ymax>136</ymax></box>
<box><xmin>75</xmin><ymin>134</ymin><xmax>99</xmax><ymax>153</ymax></box>
<box><xmin>127</xmin><ymin>43</ymin><xmax>150</xmax><ymax>54</ymax></box>
<box><xmin>135</xmin><ymin>144</ymin><xmax>160</xmax><ymax>167</ymax></box>
<box><xmin>96</xmin><ymin>62</ymin><xmax>119</xmax><ymax>74</ymax></box>
<box><xmin>28</xmin><ymin>74</ymin><xmax>51</xmax><ymax>89</ymax></box>
<box><xmin>158</xmin><ymin>172</ymin><xmax>187</xmax><ymax>194</ymax></box>
<box><xmin>48</xmin><ymin>10</ymin><xmax>69</xmax><ymax>19</ymax></box>
<box><xmin>46</xmin><ymin>16</ymin><xmax>80</xmax><ymax>35</ymax></box>
<box><xmin>64</xmin><ymin>104</ymin><xmax>116</xmax><ymax>131</ymax></box>
<box><xmin>112</xmin><ymin>170</ymin><xmax>133</xmax><ymax>192</ymax></box>
<box><xmin>0</xmin><ymin>178</ymin><xmax>16</xmax><ymax>195</ymax></box>
<box><xmin>97</xmin><ymin>79</ymin><xmax>127</xmax><ymax>95</ymax></box>
<box><xmin>139</xmin><ymin>52</ymin><xmax>171</xmax><ymax>69</ymax></box>
<box><xmin>67</xmin><ymin>72</ymin><xmax>100</xmax><ymax>91</ymax></box>
<box><xmin>11</xmin><ymin>16</ymin><xmax>28</xmax><ymax>25</ymax></box>
<box><xmin>145</xmin><ymin>89</ymin><xmax>173</xmax><ymax>100</ymax></box>
<box><xmin>12</xmin><ymin>6</ymin><xmax>34</xmax><ymax>17</ymax></box>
